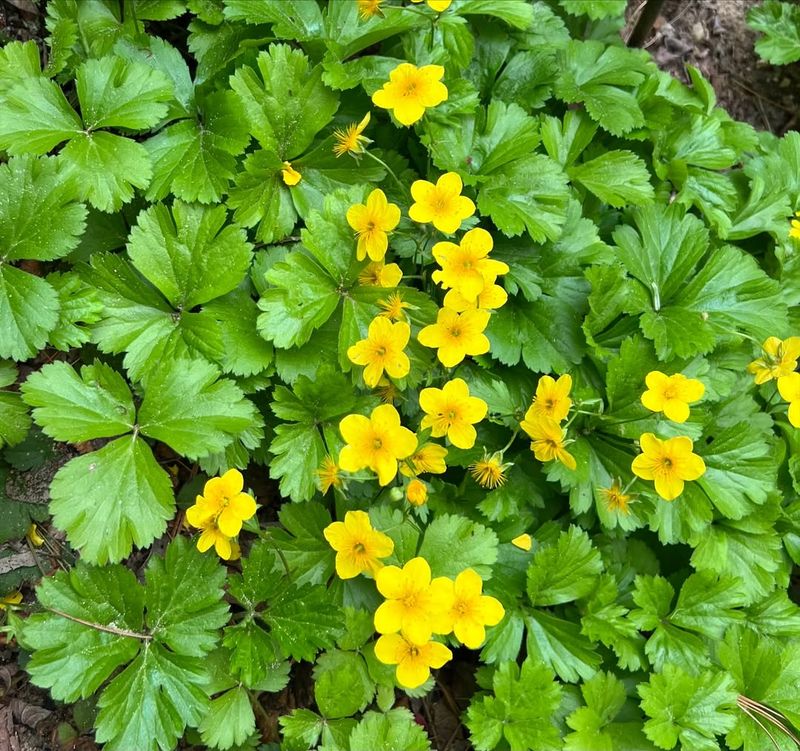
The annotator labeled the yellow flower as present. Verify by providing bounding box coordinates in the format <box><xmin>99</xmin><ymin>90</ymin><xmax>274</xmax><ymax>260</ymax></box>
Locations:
<box><xmin>747</xmin><ymin>336</ymin><xmax>800</xmax><ymax>384</ymax></box>
<box><xmin>357</xmin><ymin>0</ymin><xmax>384</xmax><ymax>21</ymax></box>
<box><xmin>443</xmin><ymin>283</ymin><xmax>508</xmax><ymax>312</ymax></box>
<box><xmin>371</xmin><ymin>62</ymin><xmax>448</xmax><ymax>126</ymax></box>
<box><xmin>790</xmin><ymin>212</ymin><xmax>800</xmax><ymax>240</ymax></box>
<box><xmin>186</xmin><ymin>469</ymin><xmax>257</xmax><ymax>538</ymax></box>
<box><xmin>600</xmin><ymin>481</ymin><xmax>631</xmax><ymax>515</ymax></box>
<box><xmin>333</xmin><ymin>112</ymin><xmax>372</xmax><ymax>156</ymax></box>
<box><xmin>347</xmin><ymin>188</ymin><xmax>402</xmax><ymax>262</ymax></box>
<box><xmin>511</xmin><ymin>534</ymin><xmax>532</xmax><ymax>551</ymax></box>
<box><xmin>379</xmin><ymin>291</ymin><xmax>412</xmax><ymax>321</ymax></box>
<box><xmin>374</xmin><ymin>557</ymin><xmax>454</xmax><ymax>642</ymax></box>
<box><xmin>418</xmin><ymin>307</ymin><xmax>491</xmax><ymax>367</ymax></box>
<box><xmin>359</xmin><ymin>260</ymin><xmax>403</xmax><ymax>287</ymax></box>
<box><xmin>27</xmin><ymin>524</ymin><xmax>44</xmax><ymax>546</ymax></box>
<box><xmin>317</xmin><ymin>456</ymin><xmax>342</xmax><ymax>494</ymax></box>
<box><xmin>347</xmin><ymin>316</ymin><xmax>411</xmax><ymax>387</ymax></box>
<box><xmin>410</xmin><ymin>173</ymin><xmax>476</xmax><ymax>234</ymax></box>
<box><xmin>469</xmin><ymin>451</ymin><xmax>510</xmax><ymax>489</ymax></box>
<box><xmin>446</xmin><ymin>568</ymin><xmax>504</xmax><ymax>649</ymax></box>
<box><xmin>406</xmin><ymin>478</ymin><xmax>428</xmax><ymax>506</ymax></box>
<box><xmin>432</xmin><ymin>228</ymin><xmax>508</xmax><ymax>300</ymax></box>
<box><xmin>410</xmin><ymin>0</ymin><xmax>453</xmax><ymax>11</ymax></box>
<box><xmin>778</xmin><ymin>372</ymin><xmax>800</xmax><ymax>427</ymax></box>
<box><xmin>520</xmin><ymin>415</ymin><xmax>577</xmax><ymax>470</ymax></box>
<box><xmin>401</xmin><ymin>442</ymin><xmax>448</xmax><ymax>476</ymax></box>
<box><xmin>641</xmin><ymin>371</ymin><xmax>705</xmax><ymax>423</ymax></box>
<box><xmin>192</xmin><ymin>518</ymin><xmax>235</xmax><ymax>560</ymax></box>
<box><xmin>324</xmin><ymin>510</ymin><xmax>394</xmax><ymax>579</ymax></box>
<box><xmin>419</xmin><ymin>377</ymin><xmax>488</xmax><ymax>449</ymax></box>
<box><xmin>0</xmin><ymin>591</ymin><xmax>22</xmax><ymax>610</ymax></box>
<box><xmin>339</xmin><ymin>404</ymin><xmax>418</xmax><ymax>485</ymax></box>
<box><xmin>525</xmin><ymin>374</ymin><xmax>573</xmax><ymax>423</ymax></box>
<box><xmin>631</xmin><ymin>433</ymin><xmax>706</xmax><ymax>501</ymax></box>
<box><xmin>374</xmin><ymin>632</ymin><xmax>452</xmax><ymax>689</ymax></box>
<box><xmin>281</xmin><ymin>161</ymin><xmax>301</xmax><ymax>186</ymax></box>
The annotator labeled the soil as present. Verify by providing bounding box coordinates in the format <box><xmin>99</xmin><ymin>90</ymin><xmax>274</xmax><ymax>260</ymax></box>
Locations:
<box><xmin>1</xmin><ymin>1</ymin><xmax>800</xmax><ymax>750</ymax></box>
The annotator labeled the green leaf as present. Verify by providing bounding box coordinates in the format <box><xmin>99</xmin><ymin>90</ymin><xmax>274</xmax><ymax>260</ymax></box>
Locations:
<box><xmin>0</xmin><ymin>367</ymin><xmax>30</xmax><ymax>449</ymax></box>
<box><xmin>494</xmin><ymin>50</ymin><xmax>558</xmax><ymax>112</ymax></box>
<box><xmin>314</xmin><ymin>650</ymin><xmax>374</xmax><ymax>719</ymax></box>
<box><xmin>348</xmin><ymin>709</ymin><xmax>432</xmax><ymax>751</ymax></box>
<box><xmin>126</xmin><ymin>201</ymin><xmax>252</xmax><ymax>309</ymax></box>
<box><xmin>568</xmin><ymin>150</ymin><xmax>654</xmax><ymax>207</ymax></box>
<box><xmin>227</xmin><ymin>149</ymin><xmax>298</xmax><ymax>243</ymax></box>
<box><xmin>477</xmin><ymin>154</ymin><xmax>570</xmax><ymax>242</ymax></box>
<box><xmin>60</xmin><ymin>131</ymin><xmax>153</xmax><ymax>213</ymax></box>
<box><xmin>466</xmin><ymin>659</ymin><xmax>563</xmax><ymax>751</ymax></box>
<box><xmin>559</xmin><ymin>0</ymin><xmax>627</xmax><ymax>19</ymax></box>
<box><xmin>525</xmin><ymin>609</ymin><xmax>601</xmax><ymax>683</ymax></box>
<box><xmin>22</xmin><ymin>360</ymin><xmax>134</xmax><ymax>442</ymax></box>
<box><xmin>526</xmin><ymin>526</ymin><xmax>603</xmax><ymax>606</ymax></box>
<box><xmin>199</xmin><ymin>686</ymin><xmax>255</xmax><ymax>750</ymax></box>
<box><xmin>47</xmin><ymin>271</ymin><xmax>103</xmax><ymax>351</ymax></box>
<box><xmin>457</xmin><ymin>0</ymin><xmax>536</xmax><ymax>29</ymax></box>
<box><xmin>50</xmin><ymin>436</ymin><xmax>174</xmax><ymax>564</ymax></box>
<box><xmin>75</xmin><ymin>55</ymin><xmax>171</xmax><ymax>130</ymax></box>
<box><xmin>267</xmin><ymin>501</ymin><xmax>335</xmax><ymax>585</ymax></box>
<box><xmin>0</xmin><ymin>266</ymin><xmax>60</xmax><ymax>361</ymax></box>
<box><xmin>139</xmin><ymin>359</ymin><xmax>261</xmax><ymax>460</ymax></box>
<box><xmin>747</xmin><ymin>0</ymin><xmax>800</xmax><ymax>65</ymax></box>
<box><xmin>555</xmin><ymin>41</ymin><xmax>649</xmax><ymax>136</ymax></box>
<box><xmin>0</xmin><ymin>155</ymin><xmax>87</xmax><ymax>262</ymax></box>
<box><xmin>639</xmin><ymin>665</ymin><xmax>737</xmax><ymax>751</ymax></box>
<box><xmin>418</xmin><ymin>513</ymin><xmax>498</xmax><ymax>579</ymax></box>
<box><xmin>0</xmin><ymin>40</ymin><xmax>42</xmax><ymax>93</ymax></box>
<box><xmin>144</xmin><ymin>91</ymin><xmax>250</xmax><ymax>203</ymax></box>
<box><xmin>669</xmin><ymin>572</ymin><xmax>746</xmax><ymax>639</ymax></box>
<box><xmin>230</xmin><ymin>44</ymin><xmax>337</xmax><ymax>158</ymax></box>
<box><xmin>223</xmin><ymin>0</ymin><xmax>324</xmax><ymax>39</ymax></box>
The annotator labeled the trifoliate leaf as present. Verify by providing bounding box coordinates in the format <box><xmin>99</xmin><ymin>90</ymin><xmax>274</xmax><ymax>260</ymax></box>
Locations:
<box><xmin>418</xmin><ymin>513</ymin><xmax>498</xmax><ymax>579</ymax></box>
<box><xmin>639</xmin><ymin>665</ymin><xmax>737</xmax><ymax>751</ymax></box>
<box><xmin>466</xmin><ymin>659</ymin><xmax>563</xmax><ymax>751</ymax></box>
<box><xmin>127</xmin><ymin>201</ymin><xmax>252</xmax><ymax>310</ymax></box>
<box><xmin>0</xmin><ymin>266</ymin><xmax>60</xmax><ymax>361</ymax></box>
<box><xmin>230</xmin><ymin>44</ymin><xmax>337</xmax><ymax>158</ymax></box>
<box><xmin>268</xmin><ymin>369</ymin><xmax>359</xmax><ymax>501</ymax></box>
<box><xmin>526</xmin><ymin>526</ymin><xmax>603</xmax><ymax>606</ymax></box>
<box><xmin>22</xmin><ymin>360</ymin><xmax>134</xmax><ymax>442</ymax></box>
<box><xmin>554</xmin><ymin>41</ymin><xmax>650</xmax><ymax>136</ymax></box>
<box><xmin>568</xmin><ymin>150</ymin><xmax>654</xmax><ymax>208</ymax></box>
<box><xmin>50</xmin><ymin>436</ymin><xmax>173</xmax><ymax>565</ymax></box>
<box><xmin>138</xmin><ymin>359</ymin><xmax>261</xmax><ymax>460</ymax></box>
<box><xmin>144</xmin><ymin>91</ymin><xmax>251</xmax><ymax>203</ymax></box>
<box><xmin>227</xmin><ymin>149</ymin><xmax>298</xmax><ymax>243</ymax></box>
<box><xmin>314</xmin><ymin>650</ymin><xmax>374</xmax><ymax>719</ymax></box>
<box><xmin>477</xmin><ymin>154</ymin><xmax>570</xmax><ymax>242</ymax></box>
<box><xmin>747</xmin><ymin>0</ymin><xmax>800</xmax><ymax>65</ymax></box>
<box><xmin>47</xmin><ymin>271</ymin><xmax>103</xmax><ymax>350</ymax></box>
<box><xmin>0</xmin><ymin>155</ymin><xmax>87</xmax><ymax>262</ymax></box>
<box><xmin>348</xmin><ymin>709</ymin><xmax>431</xmax><ymax>751</ymax></box>
<box><xmin>199</xmin><ymin>686</ymin><xmax>256</xmax><ymax>751</ymax></box>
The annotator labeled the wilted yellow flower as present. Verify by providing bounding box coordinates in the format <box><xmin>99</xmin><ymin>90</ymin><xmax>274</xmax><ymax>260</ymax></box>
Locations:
<box><xmin>747</xmin><ymin>337</ymin><xmax>800</xmax><ymax>384</ymax></box>
<box><xmin>410</xmin><ymin>172</ymin><xmax>476</xmax><ymax>234</ymax></box>
<box><xmin>631</xmin><ymin>433</ymin><xmax>705</xmax><ymax>501</ymax></box>
<box><xmin>641</xmin><ymin>371</ymin><xmax>704</xmax><ymax>423</ymax></box>
<box><xmin>371</xmin><ymin>62</ymin><xmax>448</xmax><ymax>126</ymax></box>
<box><xmin>379</xmin><ymin>291</ymin><xmax>412</xmax><ymax>321</ymax></box>
<box><xmin>317</xmin><ymin>456</ymin><xmax>342</xmax><ymax>494</ymax></box>
<box><xmin>469</xmin><ymin>452</ymin><xmax>510</xmax><ymax>489</ymax></box>
<box><xmin>339</xmin><ymin>404</ymin><xmax>418</xmax><ymax>485</ymax></box>
<box><xmin>446</xmin><ymin>568</ymin><xmax>504</xmax><ymax>648</ymax></box>
<box><xmin>406</xmin><ymin>478</ymin><xmax>428</xmax><ymax>506</ymax></box>
<box><xmin>511</xmin><ymin>534</ymin><xmax>532</xmax><ymax>551</ymax></box>
<box><xmin>520</xmin><ymin>415</ymin><xmax>576</xmax><ymax>470</ymax></box>
<box><xmin>333</xmin><ymin>112</ymin><xmax>372</xmax><ymax>156</ymax></box>
<box><xmin>419</xmin><ymin>377</ymin><xmax>488</xmax><ymax>449</ymax></box>
<box><xmin>600</xmin><ymin>481</ymin><xmax>631</xmax><ymax>515</ymax></box>
<box><xmin>347</xmin><ymin>188</ymin><xmax>402</xmax><ymax>262</ymax></box>
<box><xmin>281</xmin><ymin>161</ymin><xmax>301</xmax><ymax>186</ymax></box>
<box><xmin>778</xmin><ymin>372</ymin><xmax>800</xmax><ymax>427</ymax></box>
<box><xmin>374</xmin><ymin>632</ymin><xmax>452</xmax><ymax>689</ymax></box>
<box><xmin>323</xmin><ymin>510</ymin><xmax>394</xmax><ymax>579</ymax></box>
<box><xmin>359</xmin><ymin>261</ymin><xmax>403</xmax><ymax>287</ymax></box>
<box><xmin>432</xmin><ymin>228</ymin><xmax>508</xmax><ymax>300</ymax></box>
<box><xmin>418</xmin><ymin>307</ymin><xmax>491</xmax><ymax>367</ymax></box>
<box><xmin>347</xmin><ymin>316</ymin><xmax>411</xmax><ymax>387</ymax></box>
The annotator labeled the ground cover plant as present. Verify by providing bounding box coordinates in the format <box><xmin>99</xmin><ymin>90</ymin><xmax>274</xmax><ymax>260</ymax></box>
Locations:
<box><xmin>1</xmin><ymin>0</ymin><xmax>800</xmax><ymax>749</ymax></box>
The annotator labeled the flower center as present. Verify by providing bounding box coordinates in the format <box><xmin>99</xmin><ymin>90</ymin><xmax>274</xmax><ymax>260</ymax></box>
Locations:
<box><xmin>402</xmin><ymin>592</ymin><xmax>418</xmax><ymax>609</ymax></box>
<box><xmin>375</xmin><ymin>345</ymin><xmax>387</xmax><ymax>356</ymax></box>
<box><xmin>455</xmin><ymin>600</ymin><xmax>469</xmax><ymax>616</ymax></box>
<box><xmin>403</xmin><ymin>80</ymin><xmax>418</xmax><ymax>97</ymax></box>
<box><xmin>373</xmin><ymin>438</ymin><xmax>383</xmax><ymax>449</ymax></box>
<box><xmin>449</xmin><ymin>326</ymin><xmax>462</xmax><ymax>339</ymax></box>
<box><xmin>447</xmin><ymin>409</ymin><xmax>457</xmax><ymax>419</ymax></box>
<box><xmin>407</xmin><ymin>644</ymin><xmax>420</xmax><ymax>658</ymax></box>
<box><xmin>353</xmin><ymin>542</ymin><xmax>366</xmax><ymax>554</ymax></box>
<box><xmin>662</xmin><ymin>458</ymin><xmax>673</xmax><ymax>469</ymax></box>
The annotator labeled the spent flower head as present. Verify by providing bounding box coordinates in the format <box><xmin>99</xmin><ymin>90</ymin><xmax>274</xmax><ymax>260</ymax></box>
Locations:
<box><xmin>469</xmin><ymin>451</ymin><xmax>510</xmax><ymax>489</ymax></box>
<box><xmin>333</xmin><ymin>112</ymin><xmax>372</xmax><ymax>156</ymax></box>
<box><xmin>600</xmin><ymin>481</ymin><xmax>632</xmax><ymax>515</ymax></box>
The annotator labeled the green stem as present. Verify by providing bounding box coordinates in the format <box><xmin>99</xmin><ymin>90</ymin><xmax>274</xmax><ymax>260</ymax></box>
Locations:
<box><xmin>364</xmin><ymin>151</ymin><xmax>407</xmax><ymax>195</ymax></box>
